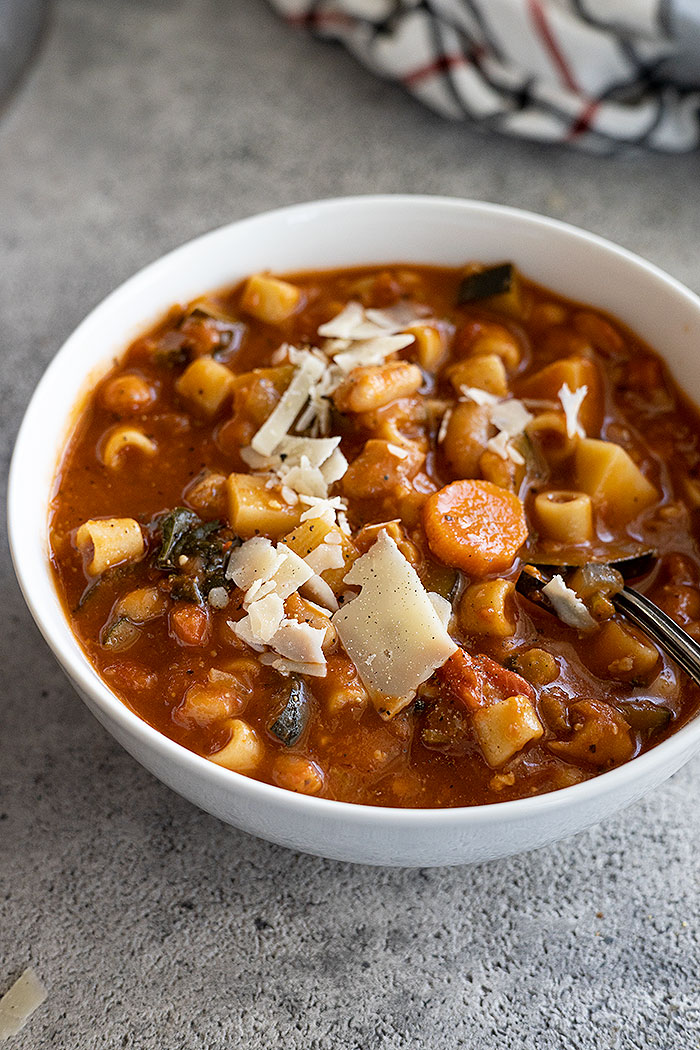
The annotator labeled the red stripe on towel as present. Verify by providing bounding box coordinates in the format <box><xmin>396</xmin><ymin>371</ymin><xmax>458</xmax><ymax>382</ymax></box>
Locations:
<box><xmin>527</xmin><ymin>0</ymin><xmax>579</xmax><ymax>94</ymax></box>
<box><xmin>567</xmin><ymin>98</ymin><xmax>601</xmax><ymax>140</ymax></box>
<box><xmin>403</xmin><ymin>53</ymin><xmax>469</xmax><ymax>87</ymax></box>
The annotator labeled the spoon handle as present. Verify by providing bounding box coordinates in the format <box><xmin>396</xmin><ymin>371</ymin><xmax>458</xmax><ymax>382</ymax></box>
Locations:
<box><xmin>613</xmin><ymin>587</ymin><xmax>700</xmax><ymax>688</ymax></box>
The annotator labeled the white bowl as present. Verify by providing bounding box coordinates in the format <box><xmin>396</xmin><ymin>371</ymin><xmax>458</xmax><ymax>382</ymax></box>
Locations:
<box><xmin>9</xmin><ymin>196</ymin><xmax>700</xmax><ymax>866</ymax></box>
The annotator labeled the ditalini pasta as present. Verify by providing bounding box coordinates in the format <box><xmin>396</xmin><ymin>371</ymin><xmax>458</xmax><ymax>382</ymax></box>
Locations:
<box><xmin>49</xmin><ymin>261</ymin><xmax>700</xmax><ymax>806</ymax></box>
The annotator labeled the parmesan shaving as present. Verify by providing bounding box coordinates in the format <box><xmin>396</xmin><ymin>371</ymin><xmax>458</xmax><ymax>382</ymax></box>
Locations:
<box><xmin>460</xmin><ymin>386</ymin><xmax>500</xmax><ymax>406</ymax></box>
<box><xmin>259</xmin><ymin>653</ymin><xmax>327</xmax><ymax>677</ymax></box>
<box><xmin>459</xmin><ymin>389</ymin><xmax>534</xmax><ymax>464</ymax></box>
<box><xmin>243</xmin><ymin>578</ymin><xmax>277</xmax><ymax>606</ymax></box>
<box><xmin>332</xmin><ymin>531</ymin><xmax>457</xmax><ymax>716</ymax></box>
<box><xmin>542</xmin><ymin>574</ymin><xmax>597</xmax><ymax>629</ymax></box>
<box><xmin>246</xmin><ymin>593</ymin><xmax>285</xmax><ymax>643</ymax></box>
<box><xmin>558</xmin><ymin>382</ymin><xmax>588</xmax><ymax>438</ymax></box>
<box><xmin>268</xmin><ymin>619</ymin><xmax>327</xmax><ymax>664</ymax></box>
<box><xmin>320</xmin><ymin>447</ymin><xmax>348</xmax><ymax>484</ymax></box>
<box><xmin>437</xmin><ymin>406</ymin><xmax>453</xmax><ymax>444</ymax></box>
<box><xmin>428</xmin><ymin>591</ymin><xmax>452</xmax><ymax>631</ymax></box>
<box><xmin>318</xmin><ymin>301</ymin><xmax>421</xmax><ymax>340</ymax></box>
<box><xmin>279</xmin><ymin>460</ymin><xmax>327</xmax><ymax>498</ymax></box>
<box><xmin>386</xmin><ymin>443</ymin><xmax>409</xmax><ymax>459</ymax></box>
<box><xmin>268</xmin><ymin>546</ymin><xmax>315</xmax><ymax>600</ymax></box>
<box><xmin>304</xmin><ymin>542</ymin><xmax>346</xmax><ymax>575</ymax></box>
<box><xmin>299</xmin><ymin>495</ymin><xmax>346</xmax><ymax>525</ymax></box>
<box><xmin>251</xmin><ymin>351</ymin><xmax>325</xmax><ymax>455</ymax></box>
<box><xmin>485</xmin><ymin>397</ymin><xmax>533</xmax><ymax>464</ymax></box>
<box><xmin>230</xmin><ymin>616</ymin><xmax>266</xmax><ymax>652</ymax></box>
<box><xmin>332</xmin><ymin>333</ymin><xmax>415</xmax><ymax>373</ymax></box>
<box><xmin>0</xmin><ymin>968</ymin><xmax>47</xmax><ymax>1041</ymax></box>
<box><xmin>302</xmin><ymin>575</ymin><xmax>340</xmax><ymax>611</ymax></box>
<box><xmin>226</xmin><ymin>537</ymin><xmax>284</xmax><ymax>588</ymax></box>
<box><xmin>491</xmin><ymin>398</ymin><xmax>533</xmax><ymax>437</ymax></box>
<box><xmin>317</xmin><ymin>301</ymin><xmax>366</xmax><ymax>339</ymax></box>
<box><xmin>486</xmin><ymin>429</ymin><xmax>526</xmax><ymax>466</ymax></box>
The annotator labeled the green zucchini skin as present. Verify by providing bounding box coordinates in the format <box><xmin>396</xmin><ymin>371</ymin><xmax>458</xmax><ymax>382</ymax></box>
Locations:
<box><xmin>269</xmin><ymin>677</ymin><xmax>310</xmax><ymax>746</ymax></box>
<box><xmin>457</xmin><ymin>263</ymin><xmax>514</xmax><ymax>304</ymax></box>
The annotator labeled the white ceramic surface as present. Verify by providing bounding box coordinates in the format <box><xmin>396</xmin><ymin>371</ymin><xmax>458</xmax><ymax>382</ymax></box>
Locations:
<box><xmin>9</xmin><ymin>196</ymin><xmax>700</xmax><ymax>866</ymax></box>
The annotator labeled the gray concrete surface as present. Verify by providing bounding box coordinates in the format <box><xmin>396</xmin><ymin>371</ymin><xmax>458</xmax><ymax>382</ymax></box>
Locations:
<box><xmin>2</xmin><ymin>1</ymin><xmax>700</xmax><ymax>1047</ymax></box>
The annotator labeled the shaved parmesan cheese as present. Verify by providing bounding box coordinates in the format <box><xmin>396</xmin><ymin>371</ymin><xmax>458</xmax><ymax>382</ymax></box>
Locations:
<box><xmin>259</xmin><ymin>652</ymin><xmax>327</xmax><ymax>677</ymax></box>
<box><xmin>487</xmin><ymin>429</ymin><xmax>526</xmax><ymax>466</ymax></box>
<box><xmin>558</xmin><ymin>382</ymin><xmax>588</xmax><ymax>438</ymax></box>
<box><xmin>332</xmin><ymin>531</ymin><xmax>457</xmax><ymax>716</ymax></box>
<box><xmin>304</xmin><ymin>542</ymin><xmax>346</xmax><ymax>575</ymax></box>
<box><xmin>321</xmin><ymin>447</ymin><xmax>348</xmax><ymax>485</ymax></box>
<box><xmin>484</xmin><ymin>397</ymin><xmax>533</xmax><ymax>465</ymax></box>
<box><xmin>460</xmin><ymin>386</ymin><xmax>500</xmax><ymax>406</ymax></box>
<box><xmin>226</xmin><ymin>537</ymin><xmax>283</xmax><ymax>588</ymax></box>
<box><xmin>230</xmin><ymin>616</ymin><xmax>266</xmax><ymax>652</ymax></box>
<box><xmin>542</xmin><ymin>574</ymin><xmax>597</xmax><ymax>629</ymax></box>
<box><xmin>337</xmin><ymin>511</ymin><xmax>351</xmax><ymax>536</ymax></box>
<box><xmin>279</xmin><ymin>461</ymin><xmax>327</xmax><ymax>498</ymax></box>
<box><xmin>317</xmin><ymin>301</ymin><xmax>366</xmax><ymax>339</ymax></box>
<box><xmin>243</xmin><ymin>578</ymin><xmax>277</xmax><ymax>605</ymax></box>
<box><xmin>251</xmin><ymin>351</ymin><xmax>326</xmax><ymax>455</ymax></box>
<box><xmin>437</xmin><ymin>406</ymin><xmax>453</xmax><ymax>444</ymax></box>
<box><xmin>0</xmin><ymin>968</ymin><xmax>47</xmax><ymax>1041</ymax></box>
<box><xmin>302</xmin><ymin>575</ymin><xmax>340</xmax><ymax>611</ymax></box>
<box><xmin>269</xmin><ymin>546</ymin><xmax>315</xmax><ymax>599</ymax></box>
<box><xmin>318</xmin><ymin>301</ymin><xmax>422</xmax><ymax>341</ymax></box>
<box><xmin>365</xmin><ymin>303</ymin><xmax>427</xmax><ymax>330</ymax></box>
<box><xmin>246</xmin><ymin>593</ymin><xmax>285</xmax><ymax>643</ymax></box>
<box><xmin>299</xmin><ymin>495</ymin><xmax>346</xmax><ymax>525</ymax></box>
<box><xmin>387</xmin><ymin>443</ymin><xmax>409</xmax><ymax>459</ymax></box>
<box><xmin>333</xmin><ymin>333</ymin><xmax>415</xmax><ymax>373</ymax></box>
<box><xmin>428</xmin><ymin>592</ymin><xmax>452</xmax><ymax>631</ymax></box>
<box><xmin>269</xmin><ymin>619</ymin><xmax>327</xmax><ymax>664</ymax></box>
<box><xmin>491</xmin><ymin>398</ymin><xmax>533</xmax><ymax>437</ymax></box>
<box><xmin>243</xmin><ymin>433</ymin><xmax>341</xmax><ymax>475</ymax></box>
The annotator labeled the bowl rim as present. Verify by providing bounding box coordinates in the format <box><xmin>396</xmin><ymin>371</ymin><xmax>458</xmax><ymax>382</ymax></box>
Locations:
<box><xmin>9</xmin><ymin>192</ymin><xmax>700</xmax><ymax>827</ymax></box>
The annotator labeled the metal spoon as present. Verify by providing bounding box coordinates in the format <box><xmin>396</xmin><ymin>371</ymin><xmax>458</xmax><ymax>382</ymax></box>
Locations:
<box><xmin>516</xmin><ymin>554</ymin><xmax>700</xmax><ymax>688</ymax></box>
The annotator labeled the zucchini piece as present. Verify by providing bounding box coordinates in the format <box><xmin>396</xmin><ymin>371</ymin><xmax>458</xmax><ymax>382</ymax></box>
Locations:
<box><xmin>269</xmin><ymin>677</ymin><xmax>311</xmax><ymax>747</ymax></box>
<box><xmin>458</xmin><ymin>263</ymin><xmax>515</xmax><ymax>305</ymax></box>
<box><xmin>101</xmin><ymin>616</ymin><xmax>140</xmax><ymax>651</ymax></box>
<box><xmin>617</xmin><ymin>700</ymin><xmax>672</xmax><ymax>733</ymax></box>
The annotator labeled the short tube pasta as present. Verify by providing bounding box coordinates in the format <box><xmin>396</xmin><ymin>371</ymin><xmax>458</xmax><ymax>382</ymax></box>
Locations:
<box><xmin>534</xmin><ymin>490</ymin><xmax>594</xmax><ymax>544</ymax></box>
<box><xmin>526</xmin><ymin>411</ymin><xmax>577</xmax><ymax>466</ymax></box>
<box><xmin>75</xmin><ymin>518</ymin><xmax>144</xmax><ymax>575</ymax></box>
<box><xmin>101</xmin><ymin>425</ymin><xmax>157</xmax><ymax>469</ymax></box>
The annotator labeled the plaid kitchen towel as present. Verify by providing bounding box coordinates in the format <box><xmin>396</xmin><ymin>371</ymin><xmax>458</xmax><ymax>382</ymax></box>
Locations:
<box><xmin>269</xmin><ymin>0</ymin><xmax>700</xmax><ymax>151</ymax></box>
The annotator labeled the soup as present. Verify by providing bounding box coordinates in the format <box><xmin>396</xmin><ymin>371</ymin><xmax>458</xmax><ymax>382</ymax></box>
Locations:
<box><xmin>49</xmin><ymin>262</ymin><xmax>700</xmax><ymax>807</ymax></box>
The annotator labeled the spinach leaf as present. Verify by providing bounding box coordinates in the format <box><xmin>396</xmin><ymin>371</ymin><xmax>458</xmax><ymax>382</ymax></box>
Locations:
<box><xmin>153</xmin><ymin>508</ymin><xmax>239</xmax><ymax>604</ymax></box>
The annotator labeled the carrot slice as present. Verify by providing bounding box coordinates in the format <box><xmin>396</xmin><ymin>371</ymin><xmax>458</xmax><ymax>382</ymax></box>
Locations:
<box><xmin>423</xmin><ymin>479</ymin><xmax>527</xmax><ymax>576</ymax></box>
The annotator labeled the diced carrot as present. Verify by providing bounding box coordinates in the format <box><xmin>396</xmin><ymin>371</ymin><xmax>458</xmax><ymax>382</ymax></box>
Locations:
<box><xmin>423</xmin><ymin>479</ymin><xmax>528</xmax><ymax>576</ymax></box>
<box><xmin>169</xmin><ymin>602</ymin><xmax>211</xmax><ymax>647</ymax></box>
